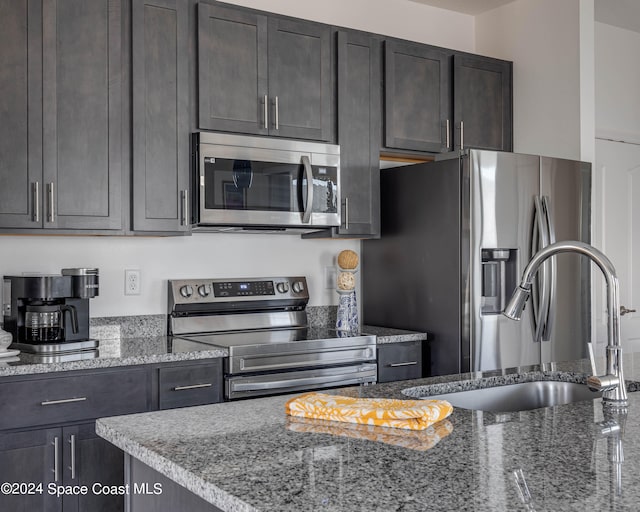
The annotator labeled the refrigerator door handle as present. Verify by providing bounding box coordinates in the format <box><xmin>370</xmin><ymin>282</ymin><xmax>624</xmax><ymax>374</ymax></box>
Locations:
<box><xmin>531</xmin><ymin>196</ymin><xmax>550</xmax><ymax>343</ymax></box>
<box><xmin>541</xmin><ymin>196</ymin><xmax>556</xmax><ymax>342</ymax></box>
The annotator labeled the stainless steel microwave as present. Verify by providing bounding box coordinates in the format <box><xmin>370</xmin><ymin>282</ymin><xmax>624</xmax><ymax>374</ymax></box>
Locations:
<box><xmin>192</xmin><ymin>132</ymin><xmax>341</xmax><ymax>232</ymax></box>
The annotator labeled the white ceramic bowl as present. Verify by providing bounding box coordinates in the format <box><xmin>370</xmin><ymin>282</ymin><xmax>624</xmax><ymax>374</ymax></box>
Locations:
<box><xmin>0</xmin><ymin>328</ymin><xmax>13</xmax><ymax>352</ymax></box>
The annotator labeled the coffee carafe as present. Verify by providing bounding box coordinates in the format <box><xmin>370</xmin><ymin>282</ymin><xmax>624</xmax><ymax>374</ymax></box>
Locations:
<box><xmin>25</xmin><ymin>303</ymin><xmax>79</xmax><ymax>343</ymax></box>
<box><xmin>2</xmin><ymin>268</ymin><xmax>99</xmax><ymax>353</ymax></box>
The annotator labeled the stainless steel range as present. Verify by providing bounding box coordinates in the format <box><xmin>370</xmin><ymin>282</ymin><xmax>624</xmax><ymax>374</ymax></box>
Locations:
<box><xmin>167</xmin><ymin>277</ymin><xmax>377</xmax><ymax>400</ymax></box>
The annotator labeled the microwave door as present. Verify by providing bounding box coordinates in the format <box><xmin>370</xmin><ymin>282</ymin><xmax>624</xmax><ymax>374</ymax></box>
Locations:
<box><xmin>195</xmin><ymin>134</ymin><xmax>340</xmax><ymax>228</ymax></box>
<box><xmin>199</xmin><ymin>148</ymin><xmax>310</xmax><ymax>227</ymax></box>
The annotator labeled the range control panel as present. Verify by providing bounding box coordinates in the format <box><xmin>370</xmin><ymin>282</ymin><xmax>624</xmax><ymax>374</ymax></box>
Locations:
<box><xmin>168</xmin><ymin>277</ymin><xmax>308</xmax><ymax>307</ymax></box>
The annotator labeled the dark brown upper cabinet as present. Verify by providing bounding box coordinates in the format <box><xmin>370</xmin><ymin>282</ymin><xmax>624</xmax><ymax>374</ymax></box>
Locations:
<box><xmin>0</xmin><ymin>0</ymin><xmax>123</xmax><ymax>231</ymax></box>
<box><xmin>384</xmin><ymin>40</ymin><xmax>452</xmax><ymax>153</ymax></box>
<box><xmin>453</xmin><ymin>53</ymin><xmax>513</xmax><ymax>152</ymax></box>
<box><xmin>304</xmin><ymin>30</ymin><xmax>381</xmax><ymax>240</ymax></box>
<box><xmin>132</xmin><ymin>0</ymin><xmax>190</xmax><ymax>232</ymax></box>
<box><xmin>384</xmin><ymin>41</ymin><xmax>513</xmax><ymax>155</ymax></box>
<box><xmin>197</xmin><ymin>3</ymin><xmax>334</xmax><ymax>142</ymax></box>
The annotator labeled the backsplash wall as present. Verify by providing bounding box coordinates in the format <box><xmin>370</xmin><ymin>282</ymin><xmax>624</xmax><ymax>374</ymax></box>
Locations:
<box><xmin>0</xmin><ymin>234</ymin><xmax>359</xmax><ymax>317</ymax></box>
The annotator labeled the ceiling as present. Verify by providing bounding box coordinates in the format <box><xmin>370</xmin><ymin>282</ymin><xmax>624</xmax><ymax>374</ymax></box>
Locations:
<box><xmin>595</xmin><ymin>0</ymin><xmax>640</xmax><ymax>34</ymax></box>
<box><xmin>407</xmin><ymin>0</ymin><xmax>516</xmax><ymax>15</ymax></box>
<box><xmin>409</xmin><ymin>0</ymin><xmax>640</xmax><ymax>33</ymax></box>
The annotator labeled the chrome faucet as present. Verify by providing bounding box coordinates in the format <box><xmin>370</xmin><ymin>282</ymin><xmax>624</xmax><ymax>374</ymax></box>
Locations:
<box><xmin>503</xmin><ymin>240</ymin><xmax>628</xmax><ymax>408</ymax></box>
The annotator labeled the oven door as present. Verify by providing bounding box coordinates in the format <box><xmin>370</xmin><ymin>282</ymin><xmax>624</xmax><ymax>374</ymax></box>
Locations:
<box><xmin>198</xmin><ymin>142</ymin><xmax>340</xmax><ymax>228</ymax></box>
<box><xmin>225</xmin><ymin>363</ymin><xmax>377</xmax><ymax>400</ymax></box>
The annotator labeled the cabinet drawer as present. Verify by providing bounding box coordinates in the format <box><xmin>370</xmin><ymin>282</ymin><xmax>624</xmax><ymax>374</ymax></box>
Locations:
<box><xmin>377</xmin><ymin>341</ymin><xmax>423</xmax><ymax>383</ymax></box>
<box><xmin>0</xmin><ymin>368</ymin><xmax>150</xmax><ymax>431</ymax></box>
<box><xmin>158</xmin><ymin>361</ymin><xmax>222</xmax><ymax>410</ymax></box>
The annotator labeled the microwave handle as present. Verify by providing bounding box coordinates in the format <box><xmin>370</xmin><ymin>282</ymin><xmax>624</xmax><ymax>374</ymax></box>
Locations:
<box><xmin>301</xmin><ymin>155</ymin><xmax>313</xmax><ymax>223</ymax></box>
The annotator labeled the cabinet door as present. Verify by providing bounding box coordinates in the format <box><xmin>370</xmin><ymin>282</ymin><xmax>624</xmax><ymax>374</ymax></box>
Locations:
<box><xmin>62</xmin><ymin>423</ymin><xmax>124</xmax><ymax>512</ymax></box>
<box><xmin>198</xmin><ymin>3</ymin><xmax>268</xmax><ymax>135</ymax></box>
<box><xmin>385</xmin><ymin>41</ymin><xmax>451</xmax><ymax>153</ymax></box>
<box><xmin>377</xmin><ymin>341</ymin><xmax>423</xmax><ymax>383</ymax></box>
<box><xmin>336</xmin><ymin>31</ymin><xmax>381</xmax><ymax>237</ymax></box>
<box><xmin>41</xmin><ymin>0</ymin><xmax>122</xmax><ymax>230</ymax></box>
<box><xmin>0</xmin><ymin>0</ymin><xmax>42</xmax><ymax>228</ymax></box>
<box><xmin>453</xmin><ymin>54</ymin><xmax>512</xmax><ymax>151</ymax></box>
<box><xmin>158</xmin><ymin>361</ymin><xmax>223</xmax><ymax>410</ymax></box>
<box><xmin>267</xmin><ymin>17</ymin><xmax>333</xmax><ymax>141</ymax></box>
<box><xmin>132</xmin><ymin>0</ymin><xmax>190</xmax><ymax>232</ymax></box>
<box><xmin>0</xmin><ymin>428</ymin><xmax>61</xmax><ymax>512</ymax></box>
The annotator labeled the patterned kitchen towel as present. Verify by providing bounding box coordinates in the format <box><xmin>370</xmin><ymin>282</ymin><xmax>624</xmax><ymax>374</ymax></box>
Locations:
<box><xmin>284</xmin><ymin>392</ymin><xmax>453</xmax><ymax>431</ymax></box>
<box><xmin>286</xmin><ymin>416</ymin><xmax>453</xmax><ymax>451</ymax></box>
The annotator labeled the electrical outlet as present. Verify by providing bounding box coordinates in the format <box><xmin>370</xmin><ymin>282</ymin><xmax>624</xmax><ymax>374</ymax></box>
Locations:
<box><xmin>125</xmin><ymin>269</ymin><xmax>141</xmax><ymax>295</ymax></box>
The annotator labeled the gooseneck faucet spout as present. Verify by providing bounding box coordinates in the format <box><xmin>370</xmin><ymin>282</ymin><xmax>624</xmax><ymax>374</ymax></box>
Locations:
<box><xmin>504</xmin><ymin>240</ymin><xmax>628</xmax><ymax>408</ymax></box>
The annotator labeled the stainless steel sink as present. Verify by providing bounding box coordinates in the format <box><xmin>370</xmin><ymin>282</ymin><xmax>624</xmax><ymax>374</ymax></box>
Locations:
<box><xmin>405</xmin><ymin>381</ymin><xmax>602</xmax><ymax>412</ymax></box>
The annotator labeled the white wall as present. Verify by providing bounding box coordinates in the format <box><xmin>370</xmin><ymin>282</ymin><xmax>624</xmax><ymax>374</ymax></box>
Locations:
<box><xmin>474</xmin><ymin>0</ymin><xmax>589</xmax><ymax>161</ymax></box>
<box><xmin>592</xmin><ymin>21</ymin><xmax>640</xmax><ymax>351</ymax></box>
<box><xmin>595</xmin><ymin>22</ymin><xmax>640</xmax><ymax>144</ymax></box>
<box><xmin>221</xmin><ymin>0</ymin><xmax>475</xmax><ymax>52</ymax></box>
<box><xmin>0</xmin><ymin>234</ymin><xmax>358</xmax><ymax>317</ymax></box>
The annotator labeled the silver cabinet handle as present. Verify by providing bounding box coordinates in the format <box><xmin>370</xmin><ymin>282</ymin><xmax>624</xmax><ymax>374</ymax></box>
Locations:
<box><xmin>32</xmin><ymin>182</ymin><xmax>40</xmax><ymax>222</ymax></box>
<box><xmin>460</xmin><ymin>120</ymin><xmax>464</xmax><ymax>150</ymax></box>
<box><xmin>301</xmin><ymin>155</ymin><xmax>313</xmax><ymax>223</ymax></box>
<box><xmin>388</xmin><ymin>361</ymin><xmax>418</xmax><ymax>367</ymax></box>
<box><xmin>69</xmin><ymin>434</ymin><xmax>76</xmax><ymax>480</ymax></box>
<box><xmin>53</xmin><ymin>436</ymin><xmax>60</xmax><ymax>482</ymax></box>
<box><xmin>173</xmin><ymin>383</ymin><xmax>212</xmax><ymax>391</ymax></box>
<box><xmin>344</xmin><ymin>196</ymin><xmax>349</xmax><ymax>230</ymax></box>
<box><xmin>47</xmin><ymin>182</ymin><xmax>55</xmax><ymax>222</ymax></box>
<box><xmin>263</xmin><ymin>94</ymin><xmax>268</xmax><ymax>129</ymax></box>
<box><xmin>41</xmin><ymin>397</ymin><xmax>87</xmax><ymax>406</ymax></box>
<box><xmin>274</xmin><ymin>96</ymin><xmax>279</xmax><ymax>130</ymax></box>
<box><xmin>621</xmin><ymin>306</ymin><xmax>636</xmax><ymax>316</ymax></box>
<box><xmin>181</xmin><ymin>189</ymin><xmax>188</xmax><ymax>226</ymax></box>
<box><xmin>446</xmin><ymin>119</ymin><xmax>450</xmax><ymax>150</ymax></box>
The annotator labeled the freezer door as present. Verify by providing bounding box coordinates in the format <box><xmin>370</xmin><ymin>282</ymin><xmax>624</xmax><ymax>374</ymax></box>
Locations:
<box><xmin>469</xmin><ymin>150</ymin><xmax>541</xmax><ymax>371</ymax></box>
<box><xmin>539</xmin><ymin>157</ymin><xmax>591</xmax><ymax>363</ymax></box>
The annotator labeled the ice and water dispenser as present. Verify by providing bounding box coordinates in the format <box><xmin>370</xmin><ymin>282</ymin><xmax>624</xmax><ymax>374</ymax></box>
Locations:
<box><xmin>481</xmin><ymin>249</ymin><xmax>518</xmax><ymax>315</ymax></box>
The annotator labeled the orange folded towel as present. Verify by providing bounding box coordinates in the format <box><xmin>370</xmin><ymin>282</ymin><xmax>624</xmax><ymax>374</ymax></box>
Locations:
<box><xmin>284</xmin><ymin>392</ymin><xmax>453</xmax><ymax>431</ymax></box>
<box><xmin>286</xmin><ymin>416</ymin><xmax>454</xmax><ymax>451</ymax></box>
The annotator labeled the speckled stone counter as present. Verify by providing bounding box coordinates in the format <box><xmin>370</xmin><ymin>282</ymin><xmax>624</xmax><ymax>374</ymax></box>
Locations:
<box><xmin>97</xmin><ymin>351</ymin><xmax>640</xmax><ymax>512</ymax></box>
<box><xmin>0</xmin><ymin>337</ymin><xmax>227</xmax><ymax>377</ymax></box>
<box><xmin>361</xmin><ymin>325</ymin><xmax>427</xmax><ymax>344</ymax></box>
<box><xmin>0</xmin><ymin>323</ymin><xmax>424</xmax><ymax>378</ymax></box>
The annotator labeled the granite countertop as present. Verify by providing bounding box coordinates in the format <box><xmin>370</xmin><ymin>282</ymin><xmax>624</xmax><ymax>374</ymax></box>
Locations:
<box><xmin>361</xmin><ymin>325</ymin><xmax>427</xmax><ymax>344</ymax></box>
<box><xmin>0</xmin><ymin>326</ymin><xmax>424</xmax><ymax>378</ymax></box>
<box><xmin>0</xmin><ymin>336</ymin><xmax>228</xmax><ymax>378</ymax></box>
<box><xmin>97</xmin><ymin>351</ymin><xmax>640</xmax><ymax>512</ymax></box>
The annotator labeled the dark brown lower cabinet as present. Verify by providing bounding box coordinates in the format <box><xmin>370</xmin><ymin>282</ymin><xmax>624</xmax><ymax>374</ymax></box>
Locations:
<box><xmin>126</xmin><ymin>456</ymin><xmax>222</xmax><ymax>512</ymax></box>
<box><xmin>0</xmin><ymin>428</ymin><xmax>60</xmax><ymax>512</ymax></box>
<box><xmin>377</xmin><ymin>341</ymin><xmax>423</xmax><ymax>383</ymax></box>
<box><xmin>0</xmin><ymin>423</ymin><xmax>123</xmax><ymax>512</ymax></box>
<box><xmin>0</xmin><ymin>359</ymin><xmax>224</xmax><ymax>511</ymax></box>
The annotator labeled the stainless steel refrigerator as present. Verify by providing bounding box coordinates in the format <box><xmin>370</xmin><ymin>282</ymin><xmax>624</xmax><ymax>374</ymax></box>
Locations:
<box><xmin>363</xmin><ymin>150</ymin><xmax>591</xmax><ymax>376</ymax></box>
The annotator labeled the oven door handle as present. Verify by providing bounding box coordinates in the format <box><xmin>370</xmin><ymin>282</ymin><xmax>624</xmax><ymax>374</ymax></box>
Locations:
<box><xmin>301</xmin><ymin>155</ymin><xmax>314</xmax><ymax>224</ymax></box>
<box><xmin>231</xmin><ymin>372</ymin><xmax>366</xmax><ymax>392</ymax></box>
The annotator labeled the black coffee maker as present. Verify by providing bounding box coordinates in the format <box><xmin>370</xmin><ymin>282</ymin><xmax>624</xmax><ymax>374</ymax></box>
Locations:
<box><xmin>2</xmin><ymin>268</ymin><xmax>99</xmax><ymax>353</ymax></box>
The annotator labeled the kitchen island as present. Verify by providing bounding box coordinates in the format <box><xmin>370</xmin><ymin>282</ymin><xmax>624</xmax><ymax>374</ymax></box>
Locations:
<box><xmin>97</xmin><ymin>354</ymin><xmax>640</xmax><ymax>512</ymax></box>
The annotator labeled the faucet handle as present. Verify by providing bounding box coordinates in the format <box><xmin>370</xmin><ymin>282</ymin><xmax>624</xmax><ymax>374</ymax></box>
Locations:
<box><xmin>586</xmin><ymin>342</ymin><xmax>619</xmax><ymax>392</ymax></box>
<box><xmin>587</xmin><ymin>374</ymin><xmax>621</xmax><ymax>393</ymax></box>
